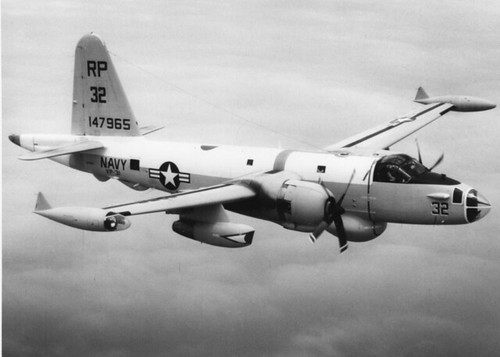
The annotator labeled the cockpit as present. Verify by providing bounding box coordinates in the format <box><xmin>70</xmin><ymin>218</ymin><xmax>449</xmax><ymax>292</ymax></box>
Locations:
<box><xmin>373</xmin><ymin>154</ymin><xmax>429</xmax><ymax>184</ymax></box>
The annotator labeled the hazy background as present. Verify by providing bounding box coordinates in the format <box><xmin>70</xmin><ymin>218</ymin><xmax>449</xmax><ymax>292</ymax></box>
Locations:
<box><xmin>3</xmin><ymin>1</ymin><xmax>500</xmax><ymax>356</ymax></box>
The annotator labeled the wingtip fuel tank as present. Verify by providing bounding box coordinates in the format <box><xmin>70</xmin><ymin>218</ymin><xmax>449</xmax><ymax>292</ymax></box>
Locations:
<box><xmin>414</xmin><ymin>86</ymin><xmax>496</xmax><ymax>112</ymax></box>
<box><xmin>34</xmin><ymin>193</ymin><xmax>131</xmax><ymax>232</ymax></box>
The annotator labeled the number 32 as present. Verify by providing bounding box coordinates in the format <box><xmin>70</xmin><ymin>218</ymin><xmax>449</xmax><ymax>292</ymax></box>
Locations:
<box><xmin>432</xmin><ymin>202</ymin><xmax>448</xmax><ymax>216</ymax></box>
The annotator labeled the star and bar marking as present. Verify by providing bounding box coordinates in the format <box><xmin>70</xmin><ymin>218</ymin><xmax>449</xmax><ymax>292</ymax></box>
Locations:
<box><xmin>149</xmin><ymin>161</ymin><xmax>190</xmax><ymax>190</ymax></box>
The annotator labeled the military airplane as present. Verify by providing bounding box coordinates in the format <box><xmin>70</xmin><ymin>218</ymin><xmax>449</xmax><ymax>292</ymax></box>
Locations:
<box><xmin>9</xmin><ymin>33</ymin><xmax>495</xmax><ymax>252</ymax></box>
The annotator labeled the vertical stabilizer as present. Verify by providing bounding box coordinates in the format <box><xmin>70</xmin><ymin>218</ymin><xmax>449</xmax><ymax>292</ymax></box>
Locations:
<box><xmin>72</xmin><ymin>33</ymin><xmax>141</xmax><ymax>136</ymax></box>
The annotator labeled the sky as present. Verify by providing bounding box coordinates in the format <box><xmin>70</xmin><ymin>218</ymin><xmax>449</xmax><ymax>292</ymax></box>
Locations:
<box><xmin>3</xmin><ymin>0</ymin><xmax>500</xmax><ymax>356</ymax></box>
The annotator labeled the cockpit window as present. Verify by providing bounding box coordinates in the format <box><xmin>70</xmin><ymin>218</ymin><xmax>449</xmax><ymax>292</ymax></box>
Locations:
<box><xmin>373</xmin><ymin>154</ymin><xmax>427</xmax><ymax>183</ymax></box>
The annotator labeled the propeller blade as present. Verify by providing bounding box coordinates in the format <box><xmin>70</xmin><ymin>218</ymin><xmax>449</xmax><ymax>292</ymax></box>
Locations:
<box><xmin>338</xmin><ymin>169</ymin><xmax>356</xmax><ymax>206</ymax></box>
<box><xmin>333</xmin><ymin>215</ymin><xmax>348</xmax><ymax>253</ymax></box>
<box><xmin>415</xmin><ymin>138</ymin><xmax>423</xmax><ymax>164</ymax></box>
<box><xmin>308</xmin><ymin>221</ymin><xmax>330</xmax><ymax>243</ymax></box>
<box><xmin>309</xmin><ymin>170</ymin><xmax>354</xmax><ymax>251</ymax></box>
<box><xmin>429</xmin><ymin>153</ymin><xmax>444</xmax><ymax>171</ymax></box>
<box><xmin>339</xmin><ymin>237</ymin><xmax>348</xmax><ymax>253</ymax></box>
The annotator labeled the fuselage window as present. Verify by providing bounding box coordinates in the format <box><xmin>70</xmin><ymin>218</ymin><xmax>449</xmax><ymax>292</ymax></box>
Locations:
<box><xmin>317</xmin><ymin>165</ymin><xmax>326</xmax><ymax>173</ymax></box>
<box><xmin>373</xmin><ymin>154</ymin><xmax>427</xmax><ymax>184</ymax></box>
<box><xmin>453</xmin><ymin>188</ymin><xmax>463</xmax><ymax>204</ymax></box>
<box><xmin>130</xmin><ymin>159</ymin><xmax>140</xmax><ymax>171</ymax></box>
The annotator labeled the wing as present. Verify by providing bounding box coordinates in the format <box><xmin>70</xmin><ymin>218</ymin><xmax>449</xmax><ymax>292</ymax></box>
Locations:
<box><xmin>104</xmin><ymin>183</ymin><xmax>256</xmax><ymax>216</ymax></box>
<box><xmin>324</xmin><ymin>102</ymin><xmax>454</xmax><ymax>151</ymax></box>
<box><xmin>325</xmin><ymin>86</ymin><xmax>496</xmax><ymax>152</ymax></box>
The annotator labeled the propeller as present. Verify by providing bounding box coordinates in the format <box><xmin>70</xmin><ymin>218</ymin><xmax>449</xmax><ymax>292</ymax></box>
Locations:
<box><xmin>308</xmin><ymin>170</ymin><xmax>355</xmax><ymax>253</ymax></box>
<box><xmin>428</xmin><ymin>153</ymin><xmax>444</xmax><ymax>171</ymax></box>
<box><xmin>415</xmin><ymin>138</ymin><xmax>444</xmax><ymax>172</ymax></box>
<box><xmin>415</xmin><ymin>138</ymin><xmax>423</xmax><ymax>164</ymax></box>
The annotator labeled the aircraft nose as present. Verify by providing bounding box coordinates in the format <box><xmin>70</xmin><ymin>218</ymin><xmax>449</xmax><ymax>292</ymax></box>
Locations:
<box><xmin>466</xmin><ymin>189</ymin><xmax>491</xmax><ymax>222</ymax></box>
<box><xmin>9</xmin><ymin>134</ymin><xmax>20</xmax><ymax>146</ymax></box>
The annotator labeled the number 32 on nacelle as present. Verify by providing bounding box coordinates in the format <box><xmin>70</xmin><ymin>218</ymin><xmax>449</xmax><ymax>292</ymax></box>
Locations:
<box><xmin>9</xmin><ymin>33</ymin><xmax>495</xmax><ymax>253</ymax></box>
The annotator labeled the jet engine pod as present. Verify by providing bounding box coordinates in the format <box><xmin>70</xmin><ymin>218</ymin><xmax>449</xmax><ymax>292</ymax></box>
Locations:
<box><xmin>35</xmin><ymin>206</ymin><xmax>131</xmax><ymax>232</ymax></box>
<box><xmin>327</xmin><ymin>214</ymin><xmax>386</xmax><ymax>242</ymax></box>
<box><xmin>172</xmin><ymin>220</ymin><xmax>255</xmax><ymax>248</ymax></box>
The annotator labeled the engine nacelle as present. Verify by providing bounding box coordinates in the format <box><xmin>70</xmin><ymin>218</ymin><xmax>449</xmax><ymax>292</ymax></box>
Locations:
<box><xmin>35</xmin><ymin>207</ymin><xmax>131</xmax><ymax>232</ymax></box>
<box><xmin>253</xmin><ymin>173</ymin><xmax>331</xmax><ymax>232</ymax></box>
<box><xmin>172</xmin><ymin>220</ymin><xmax>254</xmax><ymax>248</ymax></box>
<box><xmin>277</xmin><ymin>180</ymin><xmax>331</xmax><ymax>231</ymax></box>
<box><xmin>327</xmin><ymin>214</ymin><xmax>387</xmax><ymax>242</ymax></box>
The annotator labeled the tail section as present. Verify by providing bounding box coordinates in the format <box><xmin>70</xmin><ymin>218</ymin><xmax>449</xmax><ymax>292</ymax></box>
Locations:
<box><xmin>72</xmin><ymin>33</ymin><xmax>141</xmax><ymax>136</ymax></box>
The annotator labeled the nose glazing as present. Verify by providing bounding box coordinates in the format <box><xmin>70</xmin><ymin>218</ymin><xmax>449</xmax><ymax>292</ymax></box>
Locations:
<box><xmin>466</xmin><ymin>189</ymin><xmax>491</xmax><ymax>222</ymax></box>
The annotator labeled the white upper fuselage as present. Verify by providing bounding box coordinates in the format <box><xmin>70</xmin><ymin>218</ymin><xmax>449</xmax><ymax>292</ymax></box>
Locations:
<box><xmin>28</xmin><ymin>133</ymin><xmax>374</xmax><ymax>194</ymax></box>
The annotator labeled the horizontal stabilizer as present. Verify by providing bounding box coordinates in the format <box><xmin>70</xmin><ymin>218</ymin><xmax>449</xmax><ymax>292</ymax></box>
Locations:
<box><xmin>19</xmin><ymin>140</ymin><xmax>104</xmax><ymax>161</ymax></box>
<box><xmin>140</xmin><ymin>125</ymin><xmax>165</xmax><ymax>136</ymax></box>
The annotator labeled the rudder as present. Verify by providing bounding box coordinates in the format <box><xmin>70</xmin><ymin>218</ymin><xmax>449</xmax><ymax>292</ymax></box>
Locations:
<box><xmin>71</xmin><ymin>33</ymin><xmax>141</xmax><ymax>136</ymax></box>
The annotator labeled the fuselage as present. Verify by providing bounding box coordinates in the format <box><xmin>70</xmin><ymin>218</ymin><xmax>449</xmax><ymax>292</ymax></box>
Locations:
<box><xmin>15</xmin><ymin>133</ymin><xmax>490</xmax><ymax>230</ymax></box>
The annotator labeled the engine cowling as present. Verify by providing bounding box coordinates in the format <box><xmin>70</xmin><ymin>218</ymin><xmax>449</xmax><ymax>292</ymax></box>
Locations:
<box><xmin>327</xmin><ymin>214</ymin><xmax>387</xmax><ymax>242</ymax></box>
<box><xmin>276</xmin><ymin>180</ymin><xmax>332</xmax><ymax>231</ymax></box>
<box><xmin>35</xmin><ymin>207</ymin><xmax>131</xmax><ymax>232</ymax></box>
<box><xmin>250</xmin><ymin>173</ymin><xmax>333</xmax><ymax>232</ymax></box>
<box><xmin>172</xmin><ymin>220</ymin><xmax>255</xmax><ymax>248</ymax></box>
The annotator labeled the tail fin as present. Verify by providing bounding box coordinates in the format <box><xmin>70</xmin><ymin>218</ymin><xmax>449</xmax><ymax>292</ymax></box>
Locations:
<box><xmin>414</xmin><ymin>87</ymin><xmax>430</xmax><ymax>101</ymax></box>
<box><xmin>71</xmin><ymin>33</ymin><xmax>141</xmax><ymax>137</ymax></box>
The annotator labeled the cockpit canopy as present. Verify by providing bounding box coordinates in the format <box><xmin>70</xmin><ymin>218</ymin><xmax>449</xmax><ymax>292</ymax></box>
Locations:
<box><xmin>373</xmin><ymin>154</ymin><xmax>428</xmax><ymax>183</ymax></box>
